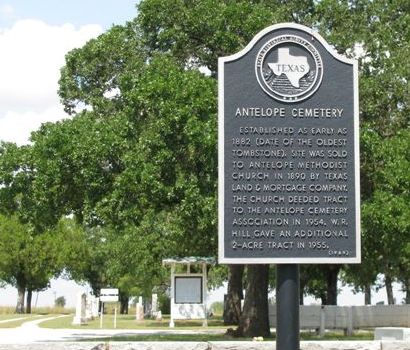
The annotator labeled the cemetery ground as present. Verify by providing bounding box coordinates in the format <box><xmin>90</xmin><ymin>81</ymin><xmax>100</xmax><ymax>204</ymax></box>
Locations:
<box><xmin>0</xmin><ymin>307</ymin><xmax>374</xmax><ymax>342</ymax></box>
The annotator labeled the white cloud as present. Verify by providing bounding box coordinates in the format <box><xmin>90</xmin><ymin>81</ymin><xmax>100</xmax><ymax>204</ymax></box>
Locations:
<box><xmin>0</xmin><ymin>4</ymin><xmax>14</xmax><ymax>18</ymax></box>
<box><xmin>0</xmin><ymin>19</ymin><xmax>103</xmax><ymax>144</ymax></box>
<box><xmin>0</xmin><ymin>105</ymin><xmax>67</xmax><ymax>145</ymax></box>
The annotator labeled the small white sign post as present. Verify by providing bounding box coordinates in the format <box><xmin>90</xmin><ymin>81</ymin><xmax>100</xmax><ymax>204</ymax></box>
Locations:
<box><xmin>100</xmin><ymin>288</ymin><xmax>119</xmax><ymax>329</ymax></box>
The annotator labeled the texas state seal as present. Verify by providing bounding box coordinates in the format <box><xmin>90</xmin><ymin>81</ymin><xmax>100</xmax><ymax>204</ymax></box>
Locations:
<box><xmin>255</xmin><ymin>34</ymin><xmax>323</xmax><ymax>103</ymax></box>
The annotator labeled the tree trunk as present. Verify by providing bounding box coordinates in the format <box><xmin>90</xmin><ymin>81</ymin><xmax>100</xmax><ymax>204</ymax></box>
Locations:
<box><xmin>404</xmin><ymin>279</ymin><xmax>410</xmax><ymax>304</ymax></box>
<box><xmin>325</xmin><ymin>265</ymin><xmax>340</xmax><ymax>305</ymax></box>
<box><xmin>235</xmin><ymin>265</ymin><xmax>270</xmax><ymax>338</ymax></box>
<box><xmin>364</xmin><ymin>285</ymin><xmax>371</xmax><ymax>305</ymax></box>
<box><xmin>119</xmin><ymin>293</ymin><xmax>129</xmax><ymax>314</ymax></box>
<box><xmin>385</xmin><ymin>275</ymin><xmax>394</xmax><ymax>305</ymax></box>
<box><xmin>16</xmin><ymin>284</ymin><xmax>26</xmax><ymax>314</ymax></box>
<box><xmin>26</xmin><ymin>289</ymin><xmax>33</xmax><ymax>314</ymax></box>
<box><xmin>223</xmin><ymin>264</ymin><xmax>244</xmax><ymax>325</ymax></box>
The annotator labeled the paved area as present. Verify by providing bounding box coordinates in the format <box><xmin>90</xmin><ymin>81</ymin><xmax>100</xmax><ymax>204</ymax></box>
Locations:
<box><xmin>0</xmin><ymin>316</ymin><xmax>225</xmax><ymax>344</ymax></box>
<box><xmin>0</xmin><ymin>316</ymin><xmax>33</xmax><ymax>324</ymax></box>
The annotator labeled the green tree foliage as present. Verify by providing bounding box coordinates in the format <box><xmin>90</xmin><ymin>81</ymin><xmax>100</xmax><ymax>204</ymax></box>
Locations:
<box><xmin>55</xmin><ymin>296</ymin><xmax>66</xmax><ymax>308</ymax></box>
<box><xmin>1</xmin><ymin>0</ymin><xmax>407</xmax><ymax>322</ymax></box>
<box><xmin>138</xmin><ymin>0</ymin><xmax>315</xmax><ymax>74</ymax></box>
<box><xmin>41</xmin><ymin>24</ymin><xmax>218</xmax><ymax>301</ymax></box>
<box><xmin>0</xmin><ymin>215</ymin><xmax>65</xmax><ymax>313</ymax></box>
<box><xmin>360</xmin><ymin>130</ymin><xmax>410</xmax><ymax>303</ymax></box>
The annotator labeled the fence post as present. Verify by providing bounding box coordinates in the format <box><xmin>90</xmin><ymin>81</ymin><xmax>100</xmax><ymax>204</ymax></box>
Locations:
<box><xmin>319</xmin><ymin>305</ymin><xmax>326</xmax><ymax>337</ymax></box>
<box><xmin>346</xmin><ymin>306</ymin><xmax>353</xmax><ymax>336</ymax></box>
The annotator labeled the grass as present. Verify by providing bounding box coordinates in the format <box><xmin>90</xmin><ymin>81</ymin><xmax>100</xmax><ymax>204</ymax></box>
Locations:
<box><xmin>79</xmin><ymin>330</ymin><xmax>374</xmax><ymax>342</ymax></box>
<box><xmin>0</xmin><ymin>307</ymin><xmax>374</xmax><ymax>343</ymax></box>
<box><xmin>80</xmin><ymin>334</ymin><xmax>250</xmax><ymax>342</ymax></box>
<box><xmin>38</xmin><ymin>314</ymin><xmax>373</xmax><ymax>342</ymax></box>
<box><xmin>0</xmin><ymin>306</ymin><xmax>74</xmax><ymax>315</ymax></box>
<box><xmin>0</xmin><ymin>306</ymin><xmax>74</xmax><ymax>328</ymax></box>
<box><xmin>40</xmin><ymin>314</ymin><xmax>231</xmax><ymax>330</ymax></box>
<box><xmin>0</xmin><ymin>314</ymin><xmax>49</xmax><ymax>328</ymax></box>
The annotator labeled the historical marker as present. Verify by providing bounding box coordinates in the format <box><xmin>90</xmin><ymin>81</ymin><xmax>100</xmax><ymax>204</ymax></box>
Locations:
<box><xmin>218</xmin><ymin>23</ymin><xmax>360</xmax><ymax>264</ymax></box>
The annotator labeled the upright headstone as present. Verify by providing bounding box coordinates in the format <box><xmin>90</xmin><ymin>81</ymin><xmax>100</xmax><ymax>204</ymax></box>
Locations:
<box><xmin>91</xmin><ymin>295</ymin><xmax>99</xmax><ymax>318</ymax></box>
<box><xmin>136</xmin><ymin>296</ymin><xmax>144</xmax><ymax>321</ymax></box>
<box><xmin>86</xmin><ymin>295</ymin><xmax>99</xmax><ymax>320</ymax></box>
<box><xmin>72</xmin><ymin>292</ymin><xmax>87</xmax><ymax>325</ymax></box>
<box><xmin>85</xmin><ymin>295</ymin><xmax>92</xmax><ymax>320</ymax></box>
<box><xmin>151</xmin><ymin>293</ymin><xmax>158</xmax><ymax>317</ymax></box>
<box><xmin>156</xmin><ymin>310</ymin><xmax>162</xmax><ymax>321</ymax></box>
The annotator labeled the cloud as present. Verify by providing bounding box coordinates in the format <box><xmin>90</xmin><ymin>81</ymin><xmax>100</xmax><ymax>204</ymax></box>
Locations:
<box><xmin>0</xmin><ymin>19</ymin><xmax>103</xmax><ymax>144</ymax></box>
<box><xmin>0</xmin><ymin>4</ymin><xmax>14</xmax><ymax>18</ymax></box>
<box><xmin>0</xmin><ymin>106</ymin><xmax>67</xmax><ymax>145</ymax></box>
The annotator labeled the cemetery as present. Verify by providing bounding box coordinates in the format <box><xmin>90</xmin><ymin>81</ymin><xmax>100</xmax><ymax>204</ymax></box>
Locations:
<box><xmin>0</xmin><ymin>1</ymin><xmax>409</xmax><ymax>349</ymax></box>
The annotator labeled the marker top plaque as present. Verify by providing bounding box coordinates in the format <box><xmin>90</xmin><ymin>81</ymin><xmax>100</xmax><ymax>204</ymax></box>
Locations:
<box><xmin>218</xmin><ymin>23</ymin><xmax>360</xmax><ymax>264</ymax></box>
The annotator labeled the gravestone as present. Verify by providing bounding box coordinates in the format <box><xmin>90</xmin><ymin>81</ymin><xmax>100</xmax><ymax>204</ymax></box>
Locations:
<box><xmin>136</xmin><ymin>296</ymin><xmax>144</xmax><ymax>321</ymax></box>
<box><xmin>151</xmin><ymin>293</ymin><xmax>158</xmax><ymax>317</ymax></box>
<box><xmin>86</xmin><ymin>295</ymin><xmax>99</xmax><ymax>320</ymax></box>
<box><xmin>72</xmin><ymin>292</ymin><xmax>87</xmax><ymax>325</ymax></box>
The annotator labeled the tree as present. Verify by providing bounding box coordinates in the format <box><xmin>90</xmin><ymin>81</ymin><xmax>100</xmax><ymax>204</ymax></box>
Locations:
<box><xmin>0</xmin><ymin>215</ymin><xmax>65</xmax><ymax>313</ymax></box>
<box><xmin>236</xmin><ymin>265</ymin><xmax>270</xmax><ymax>337</ymax></box>
<box><xmin>361</xmin><ymin>130</ymin><xmax>410</xmax><ymax>304</ymax></box>
<box><xmin>314</xmin><ymin>0</ymin><xmax>410</xmax><ymax>303</ymax></box>
<box><xmin>223</xmin><ymin>265</ymin><xmax>244</xmax><ymax>325</ymax></box>
<box><xmin>136</xmin><ymin>0</ymin><xmax>316</xmax><ymax>335</ymax></box>
<box><xmin>55</xmin><ymin>296</ymin><xmax>66</xmax><ymax>308</ymax></box>
<box><xmin>0</xmin><ymin>141</ymin><xmax>60</xmax><ymax>312</ymax></box>
<box><xmin>51</xmin><ymin>27</ymin><xmax>219</xmax><ymax>305</ymax></box>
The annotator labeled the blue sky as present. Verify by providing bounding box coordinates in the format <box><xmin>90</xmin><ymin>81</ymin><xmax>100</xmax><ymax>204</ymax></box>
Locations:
<box><xmin>0</xmin><ymin>0</ymin><xmax>138</xmax><ymax>29</ymax></box>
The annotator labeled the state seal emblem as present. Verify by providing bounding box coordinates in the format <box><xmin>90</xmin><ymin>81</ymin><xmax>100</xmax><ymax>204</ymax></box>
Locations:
<box><xmin>255</xmin><ymin>35</ymin><xmax>323</xmax><ymax>102</ymax></box>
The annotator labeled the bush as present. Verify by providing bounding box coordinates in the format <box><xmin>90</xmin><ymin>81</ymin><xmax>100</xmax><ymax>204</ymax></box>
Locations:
<box><xmin>210</xmin><ymin>301</ymin><xmax>223</xmax><ymax>316</ymax></box>
<box><xmin>158</xmin><ymin>293</ymin><xmax>170</xmax><ymax>314</ymax></box>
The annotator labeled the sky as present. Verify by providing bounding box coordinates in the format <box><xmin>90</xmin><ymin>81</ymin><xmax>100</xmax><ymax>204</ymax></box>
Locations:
<box><xmin>0</xmin><ymin>0</ymin><xmax>138</xmax><ymax>307</ymax></box>
<box><xmin>0</xmin><ymin>0</ymin><xmax>138</xmax><ymax>145</ymax></box>
<box><xmin>0</xmin><ymin>1</ymin><xmax>406</xmax><ymax>309</ymax></box>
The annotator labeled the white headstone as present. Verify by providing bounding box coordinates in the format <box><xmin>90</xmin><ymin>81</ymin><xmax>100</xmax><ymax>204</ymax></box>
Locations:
<box><xmin>136</xmin><ymin>296</ymin><xmax>144</xmax><ymax>321</ymax></box>
<box><xmin>91</xmin><ymin>295</ymin><xmax>99</xmax><ymax>318</ymax></box>
<box><xmin>72</xmin><ymin>292</ymin><xmax>87</xmax><ymax>325</ymax></box>
<box><xmin>151</xmin><ymin>293</ymin><xmax>158</xmax><ymax>317</ymax></box>
<box><xmin>85</xmin><ymin>295</ymin><xmax>92</xmax><ymax>320</ymax></box>
<box><xmin>156</xmin><ymin>310</ymin><xmax>162</xmax><ymax>321</ymax></box>
<box><xmin>85</xmin><ymin>295</ymin><xmax>99</xmax><ymax>320</ymax></box>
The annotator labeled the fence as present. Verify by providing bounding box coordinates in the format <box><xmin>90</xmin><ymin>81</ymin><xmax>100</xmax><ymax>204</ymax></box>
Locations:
<box><xmin>268</xmin><ymin>304</ymin><xmax>410</xmax><ymax>335</ymax></box>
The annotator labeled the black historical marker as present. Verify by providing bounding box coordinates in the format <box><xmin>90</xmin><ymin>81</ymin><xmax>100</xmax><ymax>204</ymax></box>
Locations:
<box><xmin>218</xmin><ymin>23</ymin><xmax>360</xmax><ymax>264</ymax></box>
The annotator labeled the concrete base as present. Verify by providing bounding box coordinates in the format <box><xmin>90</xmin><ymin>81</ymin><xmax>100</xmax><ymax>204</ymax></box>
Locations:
<box><xmin>375</xmin><ymin>328</ymin><xmax>410</xmax><ymax>341</ymax></box>
<box><xmin>71</xmin><ymin>317</ymin><xmax>86</xmax><ymax>325</ymax></box>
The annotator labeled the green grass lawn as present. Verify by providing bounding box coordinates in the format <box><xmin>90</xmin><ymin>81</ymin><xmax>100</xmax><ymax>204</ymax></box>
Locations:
<box><xmin>38</xmin><ymin>314</ymin><xmax>373</xmax><ymax>342</ymax></box>
<box><xmin>79</xmin><ymin>330</ymin><xmax>374</xmax><ymax>342</ymax></box>
<box><xmin>40</xmin><ymin>314</ymin><xmax>231</xmax><ymax>330</ymax></box>
<box><xmin>0</xmin><ymin>314</ymin><xmax>47</xmax><ymax>328</ymax></box>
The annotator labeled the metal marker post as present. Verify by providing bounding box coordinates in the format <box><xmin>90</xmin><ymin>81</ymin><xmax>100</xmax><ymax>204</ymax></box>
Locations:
<box><xmin>276</xmin><ymin>264</ymin><xmax>300</xmax><ymax>350</ymax></box>
<box><xmin>114</xmin><ymin>306</ymin><xmax>117</xmax><ymax>329</ymax></box>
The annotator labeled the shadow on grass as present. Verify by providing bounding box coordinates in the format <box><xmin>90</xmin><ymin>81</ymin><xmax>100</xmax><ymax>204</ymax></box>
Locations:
<box><xmin>80</xmin><ymin>330</ymin><xmax>373</xmax><ymax>342</ymax></box>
